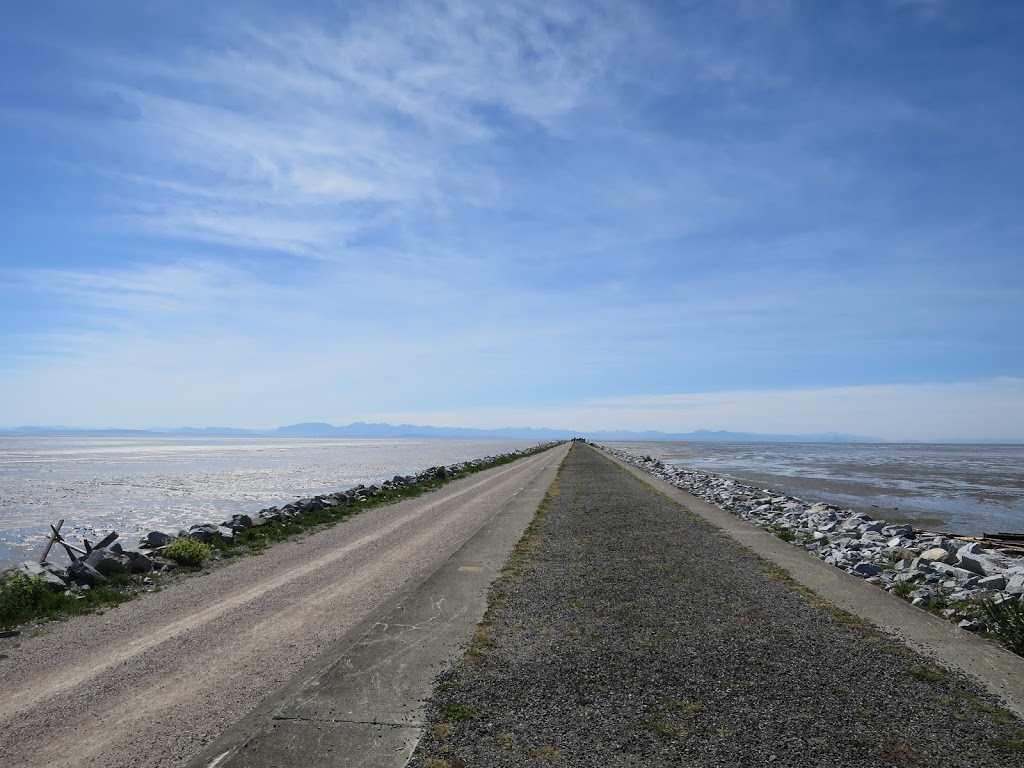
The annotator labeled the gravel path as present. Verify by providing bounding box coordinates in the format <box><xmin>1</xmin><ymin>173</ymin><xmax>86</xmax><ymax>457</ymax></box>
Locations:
<box><xmin>0</xmin><ymin>448</ymin><xmax>560</xmax><ymax>768</ymax></box>
<box><xmin>410</xmin><ymin>443</ymin><xmax>1024</xmax><ymax>767</ymax></box>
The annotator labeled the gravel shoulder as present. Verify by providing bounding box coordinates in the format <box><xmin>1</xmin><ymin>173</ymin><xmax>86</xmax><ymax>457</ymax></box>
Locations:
<box><xmin>0</xmin><ymin>447</ymin><xmax>562</xmax><ymax>768</ymax></box>
<box><xmin>410</xmin><ymin>443</ymin><xmax>1024</xmax><ymax>768</ymax></box>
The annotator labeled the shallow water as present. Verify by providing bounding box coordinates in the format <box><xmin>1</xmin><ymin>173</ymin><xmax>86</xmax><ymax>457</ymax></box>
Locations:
<box><xmin>0</xmin><ymin>436</ymin><xmax>537</xmax><ymax>568</ymax></box>
<box><xmin>608</xmin><ymin>441</ymin><xmax>1024</xmax><ymax>536</ymax></box>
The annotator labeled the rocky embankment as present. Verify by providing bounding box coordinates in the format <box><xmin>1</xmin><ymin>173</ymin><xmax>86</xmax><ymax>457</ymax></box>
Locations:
<box><xmin>602</xmin><ymin>445</ymin><xmax>1024</xmax><ymax>639</ymax></box>
<box><xmin>0</xmin><ymin>447</ymin><xmax>552</xmax><ymax>601</ymax></box>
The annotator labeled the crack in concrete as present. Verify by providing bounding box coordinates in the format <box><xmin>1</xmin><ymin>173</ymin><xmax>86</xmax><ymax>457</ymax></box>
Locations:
<box><xmin>271</xmin><ymin>715</ymin><xmax>424</xmax><ymax>729</ymax></box>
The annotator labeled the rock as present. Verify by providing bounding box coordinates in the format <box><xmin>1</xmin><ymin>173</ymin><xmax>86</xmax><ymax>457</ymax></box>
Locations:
<box><xmin>919</xmin><ymin>547</ymin><xmax>956</xmax><ymax>565</ymax></box>
<box><xmin>68</xmin><ymin>560</ymin><xmax>103</xmax><ymax>587</ymax></box>
<box><xmin>957</xmin><ymin>550</ymin><xmax>1000</xmax><ymax>577</ymax></box>
<box><xmin>140</xmin><ymin>531</ymin><xmax>173</xmax><ymax>549</ymax></box>
<box><xmin>909</xmin><ymin>588</ymin><xmax>935</xmax><ymax>604</ymax></box>
<box><xmin>124</xmin><ymin>550</ymin><xmax>153</xmax><ymax>574</ymax></box>
<box><xmin>226</xmin><ymin>514</ymin><xmax>253</xmax><ymax>532</ymax></box>
<box><xmin>11</xmin><ymin>561</ymin><xmax>67</xmax><ymax>591</ymax></box>
<box><xmin>84</xmin><ymin>548</ymin><xmax>131</xmax><ymax>576</ymax></box>
<box><xmin>186</xmin><ymin>525</ymin><xmax>222</xmax><ymax>543</ymax></box>
<box><xmin>978</xmin><ymin>574</ymin><xmax>1007</xmax><ymax>591</ymax></box>
<box><xmin>853</xmin><ymin>562</ymin><xmax>883</xmax><ymax>577</ymax></box>
<box><xmin>957</xmin><ymin>542</ymin><xmax>985</xmax><ymax>557</ymax></box>
<box><xmin>1004</xmin><ymin>569</ymin><xmax>1024</xmax><ymax>596</ymax></box>
<box><xmin>958</xmin><ymin>619</ymin><xmax>984</xmax><ymax>632</ymax></box>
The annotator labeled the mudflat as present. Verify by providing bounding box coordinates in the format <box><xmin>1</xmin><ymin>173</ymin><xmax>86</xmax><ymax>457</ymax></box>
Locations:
<box><xmin>0</xmin><ymin>447</ymin><xmax>563</xmax><ymax>768</ymax></box>
<box><xmin>410</xmin><ymin>443</ymin><xmax>1024</xmax><ymax>767</ymax></box>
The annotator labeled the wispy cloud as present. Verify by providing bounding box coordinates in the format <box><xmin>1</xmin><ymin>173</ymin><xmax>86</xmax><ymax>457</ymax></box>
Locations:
<box><xmin>1</xmin><ymin>1</ymin><xmax>1022</xmax><ymax>437</ymax></box>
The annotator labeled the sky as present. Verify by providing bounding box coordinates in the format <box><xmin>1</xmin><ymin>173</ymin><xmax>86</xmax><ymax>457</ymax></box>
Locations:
<box><xmin>1</xmin><ymin>0</ymin><xmax>1022</xmax><ymax>441</ymax></box>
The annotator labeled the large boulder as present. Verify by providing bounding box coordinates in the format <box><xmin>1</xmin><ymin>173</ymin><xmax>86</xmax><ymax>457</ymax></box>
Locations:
<box><xmin>139</xmin><ymin>531</ymin><xmax>173</xmax><ymax>549</ymax></box>
<box><xmin>84</xmin><ymin>548</ymin><xmax>131</xmax><ymax>576</ymax></box>
<box><xmin>957</xmin><ymin>549</ymin><xmax>1001</xmax><ymax>577</ymax></box>
<box><xmin>919</xmin><ymin>547</ymin><xmax>956</xmax><ymax>565</ymax></box>
<box><xmin>226</xmin><ymin>514</ymin><xmax>253</xmax><ymax>532</ymax></box>
<box><xmin>186</xmin><ymin>525</ymin><xmax>223</xmax><ymax>543</ymax></box>
<box><xmin>124</xmin><ymin>550</ymin><xmax>153</xmax><ymax>574</ymax></box>
<box><xmin>68</xmin><ymin>560</ymin><xmax>103</xmax><ymax>587</ymax></box>
<box><xmin>1005</xmin><ymin>569</ymin><xmax>1024</xmax><ymax>596</ymax></box>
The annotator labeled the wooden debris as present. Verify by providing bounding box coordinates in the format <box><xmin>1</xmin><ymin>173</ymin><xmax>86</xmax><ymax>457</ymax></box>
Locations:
<box><xmin>37</xmin><ymin>518</ymin><xmax>65</xmax><ymax>564</ymax></box>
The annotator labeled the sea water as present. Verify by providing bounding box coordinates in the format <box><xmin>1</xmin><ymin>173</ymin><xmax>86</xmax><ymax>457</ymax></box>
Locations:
<box><xmin>610</xmin><ymin>441</ymin><xmax>1024</xmax><ymax>536</ymax></box>
<box><xmin>0</xmin><ymin>436</ymin><xmax>537</xmax><ymax>568</ymax></box>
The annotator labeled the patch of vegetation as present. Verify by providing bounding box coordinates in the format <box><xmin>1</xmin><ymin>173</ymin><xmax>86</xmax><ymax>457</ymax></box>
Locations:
<box><xmin>647</xmin><ymin>719</ymin><xmax>690</xmax><ymax>739</ymax></box>
<box><xmin>0</xmin><ymin>572</ymin><xmax>143</xmax><ymax>631</ymax></box>
<box><xmin>439</xmin><ymin>702</ymin><xmax>476</xmax><ymax>723</ymax></box>
<box><xmin>163</xmin><ymin>537</ymin><xmax>214</xmax><ymax>567</ymax></box>
<box><xmin>771</xmin><ymin>525</ymin><xmax>796</xmax><ymax>542</ymax></box>
<box><xmin>980</xmin><ymin>598</ymin><xmax>1024</xmax><ymax>656</ymax></box>
<box><xmin>877</xmin><ymin>740</ymin><xmax>935</xmax><ymax>766</ymax></box>
<box><xmin>906</xmin><ymin>664</ymin><xmax>951</xmax><ymax>683</ymax></box>
<box><xmin>497</xmin><ymin>732</ymin><xmax>516</xmax><ymax>751</ymax></box>
<box><xmin>527</xmin><ymin>745</ymin><xmax>561</xmax><ymax>762</ymax></box>
<box><xmin>433</xmin><ymin>723</ymin><xmax>454</xmax><ymax>742</ymax></box>
<box><xmin>666</xmin><ymin>698</ymin><xmax>702</xmax><ymax>715</ymax></box>
<box><xmin>991</xmin><ymin>735</ymin><xmax>1024</xmax><ymax>753</ymax></box>
<box><xmin>892</xmin><ymin>581</ymin><xmax>915</xmax><ymax>598</ymax></box>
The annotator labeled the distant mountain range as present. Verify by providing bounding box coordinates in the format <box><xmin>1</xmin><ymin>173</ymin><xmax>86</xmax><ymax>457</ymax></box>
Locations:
<box><xmin>0</xmin><ymin>421</ymin><xmax>886</xmax><ymax>442</ymax></box>
<box><xmin>2</xmin><ymin>422</ymin><xmax>1020</xmax><ymax>443</ymax></box>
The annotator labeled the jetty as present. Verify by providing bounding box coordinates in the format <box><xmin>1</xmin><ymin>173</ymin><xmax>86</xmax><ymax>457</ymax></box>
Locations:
<box><xmin>3</xmin><ymin>442</ymin><xmax>1024</xmax><ymax>767</ymax></box>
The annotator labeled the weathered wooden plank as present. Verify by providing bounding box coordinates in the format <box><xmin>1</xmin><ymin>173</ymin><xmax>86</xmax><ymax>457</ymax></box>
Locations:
<box><xmin>37</xmin><ymin>519</ymin><xmax>65</xmax><ymax>563</ymax></box>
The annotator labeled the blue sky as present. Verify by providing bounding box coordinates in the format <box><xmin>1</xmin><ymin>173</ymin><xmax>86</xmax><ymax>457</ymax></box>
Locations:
<box><xmin>1</xmin><ymin>0</ymin><xmax>1022</xmax><ymax>440</ymax></box>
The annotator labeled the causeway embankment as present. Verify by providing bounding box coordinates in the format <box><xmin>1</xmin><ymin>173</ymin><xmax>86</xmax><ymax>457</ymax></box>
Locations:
<box><xmin>410</xmin><ymin>443</ymin><xmax>1024</xmax><ymax>767</ymax></box>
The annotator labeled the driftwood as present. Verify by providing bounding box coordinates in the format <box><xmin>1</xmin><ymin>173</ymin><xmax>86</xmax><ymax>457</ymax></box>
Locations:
<box><xmin>37</xmin><ymin>519</ymin><xmax>65</xmax><ymax>564</ymax></box>
<box><xmin>913</xmin><ymin>528</ymin><xmax>1024</xmax><ymax>558</ymax></box>
<box><xmin>36</xmin><ymin>519</ymin><xmax>118</xmax><ymax>564</ymax></box>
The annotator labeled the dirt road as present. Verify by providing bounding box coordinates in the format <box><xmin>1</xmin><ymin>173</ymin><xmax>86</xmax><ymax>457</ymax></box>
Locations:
<box><xmin>0</xmin><ymin>445</ymin><xmax>565</xmax><ymax>768</ymax></box>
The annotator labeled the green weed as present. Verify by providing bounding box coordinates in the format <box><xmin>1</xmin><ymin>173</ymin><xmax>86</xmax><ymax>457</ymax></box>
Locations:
<box><xmin>980</xmin><ymin>598</ymin><xmax>1024</xmax><ymax>656</ymax></box>
<box><xmin>163</xmin><ymin>537</ymin><xmax>214</xmax><ymax>567</ymax></box>
<box><xmin>0</xmin><ymin>573</ymin><xmax>140</xmax><ymax>631</ymax></box>
<box><xmin>439</xmin><ymin>702</ymin><xmax>475</xmax><ymax>723</ymax></box>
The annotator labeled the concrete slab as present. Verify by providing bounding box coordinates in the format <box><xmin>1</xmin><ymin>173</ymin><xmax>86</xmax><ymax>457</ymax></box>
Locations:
<box><xmin>213</xmin><ymin>721</ymin><xmax>420</xmax><ymax>768</ymax></box>
<box><xmin>189</xmin><ymin>445</ymin><xmax>568</xmax><ymax>768</ymax></box>
<box><xmin>598</xmin><ymin>445</ymin><xmax>1024</xmax><ymax>719</ymax></box>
